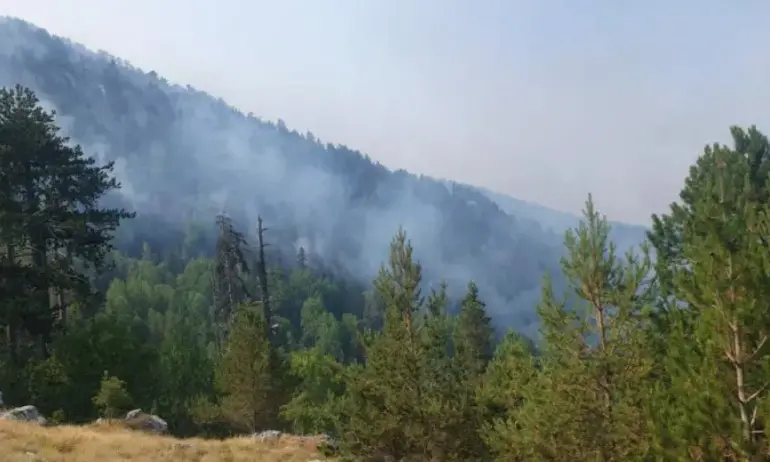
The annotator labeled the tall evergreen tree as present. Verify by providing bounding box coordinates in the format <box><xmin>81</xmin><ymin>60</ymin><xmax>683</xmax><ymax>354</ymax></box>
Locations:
<box><xmin>280</xmin><ymin>346</ymin><xmax>346</xmax><ymax>435</ymax></box>
<box><xmin>645</xmin><ymin>127</ymin><xmax>770</xmax><ymax>459</ymax></box>
<box><xmin>296</xmin><ymin>246</ymin><xmax>307</xmax><ymax>270</ymax></box>
<box><xmin>0</xmin><ymin>84</ymin><xmax>133</xmax><ymax>360</ymax></box>
<box><xmin>338</xmin><ymin>228</ymin><xmax>428</xmax><ymax>460</ymax></box>
<box><xmin>421</xmin><ymin>283</ymin><xmax>485</xmax><ymax>461</ymax></box>
<box><xmin>214</xmin><ymin>303</ymin><xmax>273</xmax><ymax>433</ymax></box>
<box><xmin>450</xmin><ymin>281</ymin><xmax>495</xmax><ymax>460</ymax></box>
<box><xmin>212</xmin><ymin>214</ymin><xmax>250</xmax><ymax>345</ymax></box>
<box><xmin>649</xmin><ymin>126</ymin><xmax>770</xmax><ymax>299</ymax></box>
<box><xmin>158</xmin><ymin>308</ymin><xmax>213</xmax><ymax>435</ymax></box>
<box><xmin>670</xmin><ymin>140</ymin><xmax>770</xmax><ymax>456</ymax></box>
<box><xmin>454</xmin><ymin>280</ymin><xmax>494</xmax><ymax>379</ymax></box>
<box><xmin>478</xmin><ymin>330</ymin><xmax>539</xmax><ymax>461</ymax></box>
<box><xmin>484</xmin><ymin>196</ymin><xmax>655</xmax><ymax>461</ymax></box>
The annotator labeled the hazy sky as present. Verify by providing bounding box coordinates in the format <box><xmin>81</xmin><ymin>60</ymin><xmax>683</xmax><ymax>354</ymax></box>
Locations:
<box><xmin>3</xmin><ymin>0</ymin><xmax>770</xmax><ymax>224</ymax></box>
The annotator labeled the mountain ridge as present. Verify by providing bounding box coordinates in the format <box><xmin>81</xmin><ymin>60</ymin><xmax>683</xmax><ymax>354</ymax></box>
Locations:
<box><xmin>0</xmin><ymin>16</ymin><xmax>647</xmax><ymax>333</ymax></box>
<box><xmin>477</xmin><ymin>186</ymin><xmax>649</xmax><ymax>256</ymax></box>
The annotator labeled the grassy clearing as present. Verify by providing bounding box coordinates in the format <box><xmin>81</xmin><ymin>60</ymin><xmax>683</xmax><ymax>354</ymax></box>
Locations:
<box><xmin>0</xmin><ymin>419</ymin><xmax>332</xmax><ymax>462</ymax></box>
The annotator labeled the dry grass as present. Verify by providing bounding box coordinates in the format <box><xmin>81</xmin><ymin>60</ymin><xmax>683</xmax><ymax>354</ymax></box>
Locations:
<box><xmin>0</xmin><ymin>419</ymin><xmax>334</xmax><ymax>462</ymax></box>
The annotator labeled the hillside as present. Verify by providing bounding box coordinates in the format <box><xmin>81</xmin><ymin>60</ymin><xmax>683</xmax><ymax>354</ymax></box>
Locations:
<box><xmin>478</xmin><ymin>187</ymin><xmax>649</xmax><ymax>256</ymax></box>
<box><xmin>0</xmin><ymin>420</ymin><xmax>331</xmax><ymax>462</ymax></box>
<box><xmin>0</xmin><ymin>17</ymin><xmax>649</xmax><ymax>333</ymax></box>
<box><xmin>4</xmin><ymin>14</ymin><xmax>770</xmax><ymax>462</ymax></box>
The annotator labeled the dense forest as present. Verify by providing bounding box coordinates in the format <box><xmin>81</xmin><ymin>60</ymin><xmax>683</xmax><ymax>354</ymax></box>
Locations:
<box><xmin>6</xmin><ymin>16</ymin><xmax>770</xmax><ymax>462</ymax></box>
<box><xmin>0</xmin><ymin>17</ymin><xmax>648</xmax><ymax>336</ymax></box>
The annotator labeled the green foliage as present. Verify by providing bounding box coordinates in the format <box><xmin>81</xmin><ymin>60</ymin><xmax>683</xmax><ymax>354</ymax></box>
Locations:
<box><xmin>300</xmin><ymin>296</ymin><xmax>342</xmax><ymax>360</ymax></box>
<box><xmin>648</xmin><ymin>129</ymin><xmax>770</xmax><ymax>458</ymax></box>
<box><xmin>338</xmin><ymin>229</ymin><xmax>431</xmax><ymax>459</ymax></box>
<box><xmin>0</xmin><ymin>84</ymin><xmax>134</xmax><ymax>364</ymax></box>
<box><xmin>157</xmin><ymin>306</ymin><xmax>213</xmax><ymax>434</ymax></box>
<box><xmin>454</xmin><ymin>280</ymin><xmax>494</xmax><ymax>380</ymax></box>
<box><xmin>7</xmin><ymin>81</ymin><xmax>770</xmax><ymax>460</ymax></box>
<box><xmin>214</xmin><ymin>303</ymin><xmax>273</xmax><ymax>433</ymax></box>
<box><xmin>93</xmin><ymin>372</ymin><xmax>132</xmax><ymax>419</ymax></box>
<box><xmin>482</xmin><ymin>197</ymin><xmax>656</xmax><ymax>461</ymax></box>
<box><xmin>25</xmin><ymin>355</ymin><xmax>71</xmax><ymax>417</ymax></box>
<box><xmin>337</xmin><ymin>230</ymin><xmax>482</xmax><ymax>461</ymax></box>
<box><xmin>479</xmin><ymin>331</ymin><xmax>539</xmax><ymax>461</ymax></box>
<box><xmin>50</xmin><ymin>409</ymin><xmax>66</xmax><ymax>425</ymax></box>
<box><xmin>281</xmin><ymin>347</ymin><xmax>346</xmax><ymax>434</ymax></box>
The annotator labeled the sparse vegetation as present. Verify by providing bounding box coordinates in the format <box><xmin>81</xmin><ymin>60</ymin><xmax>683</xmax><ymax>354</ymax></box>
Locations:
<box><xmin>0</xmin><ymin>420</ymin><xmax>332</xmax><ymax>462</ymax></box>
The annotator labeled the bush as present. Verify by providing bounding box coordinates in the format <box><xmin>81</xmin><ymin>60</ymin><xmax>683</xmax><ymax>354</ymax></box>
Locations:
<box><xmin>92</xmin><ymin>372</ymin><xmax>132</xmax><ymax>419</ymax></box>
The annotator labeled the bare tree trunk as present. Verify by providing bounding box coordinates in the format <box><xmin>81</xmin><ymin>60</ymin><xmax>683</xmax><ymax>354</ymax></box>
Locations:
<box><xmin>4</xmin><ymin>243</ymin><xmax>19</xmax><ymax>365</ymax></box>
<box><xmin>5</xmin><ymin>324</ymin><xmax>18</xmax><ymax>366</ymax></box>
<box><xmin>256</xmin><ymin>216</ymin><xmax>271</xmax><ymax>344</ymax></box>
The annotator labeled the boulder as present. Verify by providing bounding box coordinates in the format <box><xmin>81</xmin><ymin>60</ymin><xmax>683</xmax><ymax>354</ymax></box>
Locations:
<box><xmin>253</xmin><ymin>429</ymin><xmax>282</xmax><ymax>441</ymax></box>
<box><xmin>0</xmin><ymin>405</ymin><xmax>46</xmax><ymax>425</ymax></box>
<box><xmin>123</xmin><ymin>408</ymin><xmax>168</xmax><ymax>434</ymax></box>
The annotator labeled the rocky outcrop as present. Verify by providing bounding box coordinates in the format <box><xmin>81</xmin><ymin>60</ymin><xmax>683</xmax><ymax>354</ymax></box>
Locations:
<box><xmin>123</xmin><ymin>408</ymin><xmax>168</xmax><ymax>434</ymax></box>
<box><xmin>0</xmin><ymin>405</ymin><xmax>47</xmax><ymax>425</ymax></box>
<box><xmin>253</xmin><ymin>429</ymin><xmax>283</xmax><ymax>441</ymax></box>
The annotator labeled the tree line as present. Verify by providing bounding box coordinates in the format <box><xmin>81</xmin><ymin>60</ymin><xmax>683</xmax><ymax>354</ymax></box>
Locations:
<box><xmin>3</xmin><ymin>84</ymin><xmax>770</xmax><ymax>461</ymax></box>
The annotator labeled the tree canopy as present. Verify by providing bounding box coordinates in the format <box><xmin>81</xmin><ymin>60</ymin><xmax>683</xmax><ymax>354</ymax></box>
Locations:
<box><xmin>4</xmin><ymin>81</ymin><xmax>770</xmax><ymax>460</ymax></box>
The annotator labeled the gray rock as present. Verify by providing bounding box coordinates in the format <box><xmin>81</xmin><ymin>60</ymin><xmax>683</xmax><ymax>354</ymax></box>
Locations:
<box><xmin>124</xmin><ymin>408</ymin><xmax>168</xmax><ymax>434</ymax></box>
<box><xmin>125</xmin><ymin>408</ymin><xmax>143</xmax><ymax>420</ymax></box>
<box><xmin>253</xmin><ymin>429</ymin><xmax>282</xmax><ymax>441</ymax></box>
<box><xmin>0</xmin><ymin>405</ymin><xmax>46</xmax><ymax>425</ymax></box>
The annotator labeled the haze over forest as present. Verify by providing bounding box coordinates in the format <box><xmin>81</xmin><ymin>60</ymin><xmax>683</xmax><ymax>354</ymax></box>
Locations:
<box><xmin>0</xmin><ymin>16</ymin><xmax>653</xmax><ymax>334</ymax></box>
<box><xmin>6</xmin><ymin>9</ymin><xmax>770</xmax><ymax>461</ymax></box>
<box><xmin>8</xmin><ymin>0</ymin><xmax>767</xmax><ymax>226</ymax></box>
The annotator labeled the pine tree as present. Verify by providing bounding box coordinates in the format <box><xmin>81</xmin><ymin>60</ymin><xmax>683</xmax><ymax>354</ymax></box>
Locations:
<box><xmin>215</xmin><ymin>303</ymin><xmax>273</xmax><ymax>433</ymax></box>
<box><xmin>419</xmin><ymin>283</ymin><xmax>456</xmax><ymax>459</ymax></box>
<box><xmin>212</xmin><ymin>214</ymin><xmax>250</xmax><ymax>346</ymax></box>
<box><xmin>0</xmin><ymin>85</ymin><xmax>133</xmax><ymax>359</ymax></box>
<box><xmin>338</xmin><ymin>228</ymin><xmax>429</xmax><ymax>460</ymax></box>
<box><xmin>672</xmin><ymin>141</ymin><xmax>770</xmax><ymax>455</ymax></box>
<box><xmin>454</xmin><ymin>280</ymin><xmax>494</xmax><ymax>379</ymax></box>
<box><xmin>649</xmin><ymin>126</ymin><xmax>770</xmax><ymax>297</ymax></box>
<box><xmin>647</xmin><ymin>127</ymin><xmax>770</xmax><ymax>458</ymax></box>
<box><xmin>450</xmin><ymin>281</ymin><xmax>495</xmax><ymax>460</ymax></box>
<box><xmin>478</xmin><ymin>330</ymin><xmax>539</xmax><ymax>461</ymax></box>
<box><xmin>296</xmin><ymin>246</ymin><xmax>307</xmax><ymax>269</ymax></box>
<box><xmin>485</xmin><ymin>196</ymin><xmax>655</xmax><ymax>461</ymax></box>
<box><xmin>336</xmin><ymin>229</ymin><xmax>484</xmax><ymax>460</ymax></box>
<box><xmin>280</xmin><ymin>346</ymin><xmax>346</xmax><ymax>435</ymax></box>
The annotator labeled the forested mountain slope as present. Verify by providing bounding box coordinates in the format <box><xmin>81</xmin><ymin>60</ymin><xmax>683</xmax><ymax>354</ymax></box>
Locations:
<box><xmin>0</xmin><ymin>16</ymin><xmax>638</xmax><ymax>332</ymax></box>
<box><xmin>479</xmin><ymin>187</ymin><xmax>649</xmax><ymax>255</ymax></box>
<box><xmin>7</xmin><ymin>15</ymin><xmax>770</xmax><ymax>461</ymax></box>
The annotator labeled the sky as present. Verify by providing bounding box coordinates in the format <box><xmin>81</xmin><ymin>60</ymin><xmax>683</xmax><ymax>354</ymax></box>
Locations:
<box><xmin>2</xmin><ymin>0</ymin><xmax>770</xmax><ymax>224</ymax></box>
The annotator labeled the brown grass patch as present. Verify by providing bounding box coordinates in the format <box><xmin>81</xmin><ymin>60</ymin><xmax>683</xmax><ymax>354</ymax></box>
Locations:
<box><xmin>0</xmin><ymin>419</ymin><xmax>333</xmax><ymax>461</ymax></box>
